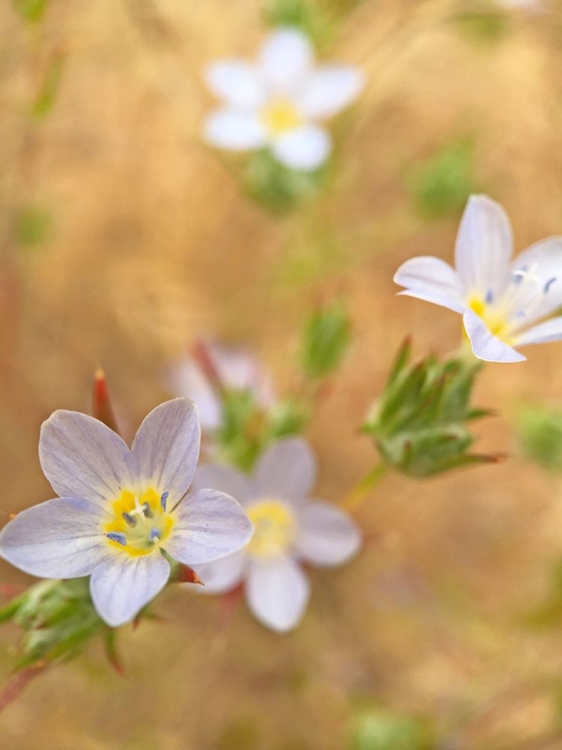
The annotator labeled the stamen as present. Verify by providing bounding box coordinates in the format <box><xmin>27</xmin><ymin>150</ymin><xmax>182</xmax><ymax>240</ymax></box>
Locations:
<box><xmin>107</xmin><ymin>532</ymin><xmax>127</xmax><ymax>546</ymax></box>
<box><xmin>485</xmin><ymin>289</ymin><xmax>494</xmax><ymax>304</ymax></box>
<box><xmin>160</xmin><ymin>491</ymin><xmax>169</xmax><ymax>512</ymax></box>
<box><xmin>142</xmin><ymin>502</ymin><xmax>153</xmax><ymax>519</ymax></box>
<box><xmin>122</xmin><ymin>512</ymin><xmax>137</xmax><ymax>527</ymax></box>
<box><xmin>544</xmin><ymin>277</ymin><xmax>557</xmax><ymax>294</ymax></box>
<box><xmin>148</xmin><ymin>528</ymin><xmax>160</xmax><ymax>543</ymax></box>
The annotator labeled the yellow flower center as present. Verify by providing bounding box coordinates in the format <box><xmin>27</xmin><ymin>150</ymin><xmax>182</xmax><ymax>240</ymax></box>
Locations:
<box><xmin>246</xmin><ymin>500</ymin><xmax>296</xmax><ymax>559</ymax></box>
<box><xmin>104</xmin><ymin>487</ymin><xmax>174</xmax><ymax>557</ymax></box>
<box><xmin>468</xmin><ymin>297</ymin><xmax>512</xmax><ymax>342</ymax></box>
<box><xmin>260</xmin><ymin>99</ymin><xmax>301</xmax><ymax>136</ymax></box>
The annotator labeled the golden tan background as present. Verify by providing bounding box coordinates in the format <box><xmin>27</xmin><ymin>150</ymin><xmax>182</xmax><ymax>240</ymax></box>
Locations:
<box><xmin>2</xmin><ymin>0</ymin><xmax>562</xmax><ymax>748</ymax></box>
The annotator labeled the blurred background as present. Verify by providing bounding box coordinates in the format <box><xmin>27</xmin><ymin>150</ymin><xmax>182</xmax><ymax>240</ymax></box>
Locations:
<box><xmin>2</xmin><ymin>0</ymin><xmax>562</xmax><ymax>748</ymax></box>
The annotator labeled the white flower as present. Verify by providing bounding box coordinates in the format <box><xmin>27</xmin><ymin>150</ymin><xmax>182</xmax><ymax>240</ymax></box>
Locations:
<box><xmin>167</xmin><ymin>341</ymin><xmax>274</xmax><ymax>431</ymax></box>
<box><xmin>188</xmin><ymin>438</ymin><xmax>362</xmax><ymax>632</ymax></box>
<box><xmin>203</xmin><ymin>27</ymin><xmax>364</xmax><ymax>171</ymax></box>
<box><xmin>0</xmin><ymin>398</ymin><xmax>253</xmax><ymax>627</ymax></box>
<box><xmin>394</xmin><ymin>195</ymin><xmax>562</xmax><ymax>363</ymax></box>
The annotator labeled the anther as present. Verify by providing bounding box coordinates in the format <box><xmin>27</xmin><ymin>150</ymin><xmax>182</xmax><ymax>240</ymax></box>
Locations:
<box><xmin>160</xmin><ymin>491</ymin><xmax>169</xmax><ymax>512</ymax></box>
<box><xmin>107</xmin><ymin>532</ymin><xmax>127</xmax><ymax>546</ymax></box>
<box><xmin>148</xmin><ymin>528</ymin><xmax>160</xmax><ymax>543</ymax></box>
<box><xmin>122</xmin><ymin>512</ymin><xmax>137</xmax><ymax>527</ymax></box>
<box><xmin>485</xmin><ymin>289</ymin><xmax>494</xmax><ymax>304</ymax></box>
<box><xmin>142</xmin><ymin>502</ymin><xmax>153</xmax><ymax>519</ymax></box>
<box><xmin>544</xmin><ymin>277</ymin><xmax>557</xmax><ymax>294</ymax></box>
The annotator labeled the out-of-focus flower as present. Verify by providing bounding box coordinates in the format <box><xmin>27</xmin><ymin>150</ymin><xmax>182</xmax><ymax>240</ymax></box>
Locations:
<box><xmin>394</xmin><ymin>195</ymin><xmax>562</xmax><ymax>363</ymax></box>
<box><xmin>203</xmin><ymin>27</ymin><xmax>364</xmax><ymax>171</ymax></box>
<box><xmin>189</xmin><ymin>438</ymin><xmax>361</xmax><ymax>632</ymax></box>
<box><xmin>0</xmin><ymin>398</ymin><xmax>253</xmax><ymax>627</ymax></box>
<box><xmin>167</xmin><ymin>341</ymin><xmax>274</xmax><ymax>431</ymax></box>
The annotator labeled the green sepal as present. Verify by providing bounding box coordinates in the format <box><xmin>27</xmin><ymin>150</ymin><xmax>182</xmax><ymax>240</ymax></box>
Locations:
<box><xmin>364</xmin><ymin>341</ymin><xmax>493</xmax><ymax>478</ymax></box>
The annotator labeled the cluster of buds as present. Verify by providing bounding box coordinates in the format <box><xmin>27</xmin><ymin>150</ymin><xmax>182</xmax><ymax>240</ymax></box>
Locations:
<box><xmin>363</xmin><ymin>339</ymin><xmax>501</xmax><ymax>478</ymax></box>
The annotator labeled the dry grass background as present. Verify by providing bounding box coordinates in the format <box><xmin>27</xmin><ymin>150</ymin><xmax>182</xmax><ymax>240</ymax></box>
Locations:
<box><xmin>2</xmin><ymin>0</ymin><xmax>562</xmax><ymax>748</ymax></box>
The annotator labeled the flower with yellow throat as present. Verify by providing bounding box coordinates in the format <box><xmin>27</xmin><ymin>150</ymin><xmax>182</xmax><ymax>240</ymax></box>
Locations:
<box><xmin>0</xmin><ymin>398</ymin><xmax>253</xmax><ymax>627</ymax></box>
<box><xmin>394</xmin><ymin>195</ymin><xmax>562</xmax><ymax>363</ymax></box>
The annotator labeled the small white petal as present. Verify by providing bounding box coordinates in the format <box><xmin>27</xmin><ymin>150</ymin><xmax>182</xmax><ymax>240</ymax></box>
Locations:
<box><xmin>513</xmin><ymin>316</ymin><xmax>562</xmax><ymax>347</ymax></box>
<box><xmin>90</xmin><ymin>553</ymin><xmax>170</xmax><ymax>627</ymax></box>
<box><xmin>204</xmin><ymin>60</ymin><xmax>265</xmax><ymax>108</ymax></box>
<box><xmin>0</xmin><ymin>498</ymin><xmax>107</xmax><ymax>579</ymax></box>
<box><xmin>164</xmin><ymin>489</ymin><xmax>253</xmax><ymax>566</ymax></box>
<box><xmin>246</xmin><ymin>557</ymin><xmax>310</xmax><ymax>632</ymax></box>
<box><xmin>131</xmin><ymin>398</ymin><xmax>200</xmax><ymax>502</ymax></box>
<box><xmin>394</xmin><ymin>256</ymin><xmax>464</xmax><ymax>314</ymax></box>
<box><xmin>463</xmin><ymin>309</ymin><xmax>526</xmax><ymax>363</ymax></box>
<box><xmin>203</xmin><ymin>108</ymin><xmax>267</xmax><ymax>151</ymax></box>
<box><xmin>298</xmin><ymin>65</ymin><xmax>364</xmax><ymax>119</ymax></box>
<box><xmin>254</xmin><ymin>437</ymin><xmax>316</xmax><ymax>501</ymax></box>
<box><xmin>210</xmin><ymin>344</ymin><xmax>274</xmax><ymax>407</ymax></box>
<box><xmin>192</xmin><ymin>463</ymin><xmax>253</xmax><ymax>505</ymax></box>
<box><xmin>39</xmin><ymin>411</ymin><xmax>135</xmax><ymax>505</ymax></box>
<box><xmin>507</xmin><ymin>237</ymin><xmax>562</xmax><ymax>327</ymax></box>
<box><xmin>295</xmin><ymin>501</ymin><xmax>361</xmax><ymax>567</ymax></box>
<box><xmin>259</xmin><ymin>28</ymin><xmax>314</xmax><ymax>92</ymax></box>
<box><xmin>455</xmin><ymin>195</ymin><xmax>513</xmax><ymax>298</ymax></box>
<box><xmin>191</xmin><ymin>551</ymin><xmax>246</xmax><ymax>594</ymax></box>
<box><xmin>166</xmin><ymin>359</ymin><xmax>222</xmax><ymax>431</ymax></box>
<box><xmin>271</xmin><ymin>125</ymin><xmax>331</xmax><ymax>171</ymax></box>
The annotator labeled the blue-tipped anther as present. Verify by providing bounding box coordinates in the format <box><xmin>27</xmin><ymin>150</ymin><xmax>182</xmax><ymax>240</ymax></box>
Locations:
<box><xmin>544</xmin><ymin>277</ymin><xmax>557</xmax><ymax>294</ymax></box>
<box><xmin>485</xmin><ymin>289</ymin><xmax>494</xmax><ymax>304</ymax></box>
<box><xmin>107</xmin><ymin>532</ymin><xmax>127</xmax><ymax>546</ymax></box>
<box><xmin>122</xmin><ymin>512</ymin><xmax>137</xmax><ymax>527</ymax></box>
<box><xmin>148</xmin><ymin>528</ymin><xmax>160</xmax><ymax>543</ymax></box>
<box><xmin>142</xmin><ymin>502</ymin><xmax>153</xmax><ymax>519</ymax></box>
<box><xmin>160</xmin><ymin>491</ymin><xmax>169</xmax><ymax>512</ymax></box>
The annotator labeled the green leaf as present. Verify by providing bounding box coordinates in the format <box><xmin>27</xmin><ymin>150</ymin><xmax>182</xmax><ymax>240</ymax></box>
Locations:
<box><xmin>351</xmin><ymin>710</ymin><xmax>434</xmax><ymax>750</ymax></box>
<box><xmin>516</xmin><ymin>404</ymin><xmax>562</xmax><ymax>474</ymax></box>
<box><xmin>262</xmin><ymin>0</ymin><xmax>332</xmax><ymax>46</ymax></box>
<box><xmin>11</xmin><ymin>0</ymin><xmax>48</xmax><ymax>23</ymax></box>
<box><xmin>299</xmin><ymin>301</ymin><xmax>352</xmax><ymax>380</ymax></box>
<box><xmin>31</xmin><ymin>53</ymin><xmax>65</xmax><ymax>120</ymax></box>
<box><xmin>407</xmin><ymin>139</ymin><xmax>477</xmax><ymax>220</ymax></box>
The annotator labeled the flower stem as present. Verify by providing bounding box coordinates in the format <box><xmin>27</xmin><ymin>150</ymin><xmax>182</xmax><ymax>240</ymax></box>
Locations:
<box><xmin>341</xmin><ymin>463</ymin><xmax>388</xmax><ymax>512</ymax></box>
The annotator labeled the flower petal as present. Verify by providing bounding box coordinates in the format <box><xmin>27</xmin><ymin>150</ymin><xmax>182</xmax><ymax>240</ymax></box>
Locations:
<box><xmin>164</xmin><ymin>489</ymin><xmax>253</xmax><ymax>565</ymax></box>
<box><xmin>254</xmin><ymin>437</ymin><xmax>316</xmax><ymax>501</ymax></box>
<box><xmin>192</xmin><ymin>463</ymin><xmax>254</xmax><ymax>504</ymax></box>
<box><xmin>204</xmin><ymin>60</ymin><xmax>265</xmax><ymax>108</ymax></box>
<box><xmin>39</xmin><ymin>411</ymin><xmax>134</xmax><ymax>505</ymax></box>
<box><xmin>203</xmin><ymin>108</ymin><xmax>267</xmax><ymax>151</ymax></box>
<box><xmin>259</xmin><ymin>28</ymin><xmax>314</xmax><ymax>92</ymax></box>
<box><xmin>507</xmin><ymin>237</ymin><xmax>562</xmax><ymax>327</ymax></box>
<box><xmin>295</xmin><ymin>501</ymin><xmax>361</xmax><ymax>567</ymax></box>
<box><xmin>0</xmin><ymin>498</ymin><xmax>107</xmax><ymax>578</ymax></box>
<box><xmin>455</xmin><ymin>195</ymin><xmax>513</xmax><ymax>298</ymax></box>
<box><xmin>463</xmin><ymin>309</ymin><xmax>526</xmax><ymax>363</ymax></box>
<box><xmin>190</xmin><ymin>551</ymin><xmax>246</xmax><ymax>594</ymax></box>
<box><xmin>394</xmin><ymin>256</ymin><xmax>464</xmax><ymax>313</ymax></box>
<box><xmin>131</xmin><ymin>398</ymin><xmax>200</xmax><ymax>502</ymax></box>
<box><xmin>166</xmin><ymin>359</ymin><xmax>222</xmax><ymax>431</ymax></box>
<box><xmin>90</xmin><ymin>553</ymin><xmax>170</xmax><ymax>627</ymax></box>
<box><xmin>513</xmin><ymin>316</ymin><xmax>562</xmax><ymax>347</ymax></box>
<box><xmin>297</xmin><ymin>65</ymin><xmax>364</xmax><ymax>119</ymax></box>
<box><xmin>246</xmin><ymin>557</ymin><xmax>310</xmax><ymax>632</ymax></box>
<box><xmin>271</xmin><ymin>125</ymin><xmax>330</xmax><ymax>171</ymax></box>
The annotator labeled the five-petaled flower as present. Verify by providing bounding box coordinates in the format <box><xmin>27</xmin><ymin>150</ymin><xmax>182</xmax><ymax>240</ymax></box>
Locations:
<box><xmin>188</xmin><ymin>438</ymin><xmax>362</xmax><ymax>632</ymax></box>
<box><xmin>167</xmin><ymin>340</ymin><xmax>274</xmax><ymax>431</ymax></box>
<box><xmin>0</xmin><ymin>398</ymin><xmax>253</xmax><ymax>627</ymax></box>
<box><xmin>203</xmin><ymin>27</ymin><xmax>364</xmax><ymax>171</ymax></box>
<box><xmin>394</xmin><ymin>194</ymin><xmax>562</xmax><ymax>363</ymax></box>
